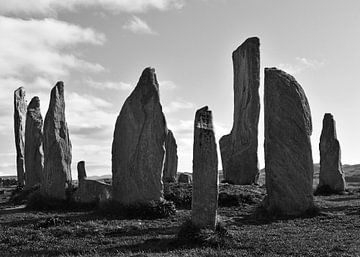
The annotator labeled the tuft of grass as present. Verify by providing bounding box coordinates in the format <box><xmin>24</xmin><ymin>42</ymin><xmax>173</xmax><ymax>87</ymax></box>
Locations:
<box><xmin>98</xmin><ymin>199</ymin><xmax>176</xmax><ymax>219</ymax></box>
<box><xmin>164</xmin><ymin>183</ymin><xmax>192</xmax><ymax>209</ymax></box>
<box><xmin>176</xmin><ymin>219</ymin><xmax>233</xmax><ymax>248</ymax></box>
<box><xmin>10</xmin><ymin>184</ymin><xmax>40</xmax><ymax>205</ymax></box>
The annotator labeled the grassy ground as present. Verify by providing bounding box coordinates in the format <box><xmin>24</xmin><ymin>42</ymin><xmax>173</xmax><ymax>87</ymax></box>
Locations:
<box><xmin>0</xmin><ymin>184</ymin><xmax>359</xmax><ymax>257</ymax></box>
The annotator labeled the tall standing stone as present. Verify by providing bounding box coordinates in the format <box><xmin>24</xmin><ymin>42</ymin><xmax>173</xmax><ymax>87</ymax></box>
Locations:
<box><xmin>264</xmin><ymin>68</ymin><xmax>314</xmax><ymax>216</ymax></box>
<box><xmin>318</xmin><ymin>113</ymin><xmax>346</xmax><ymax>192</ymax></box>
<box><xmin>42</xmin><ymin>82</ymin><xmax>72</xmax><ymax>200</ymax></box>
<box><xmin>163</xmin><ymin>129</ymin><xmax>178</xmax><ymax>182</ymax></box>
<box><xmin>192</xmin><ymin>106</ymin><xmax>218</xmax><ymax>230</ymax></box>
<box><xmin>220</xmin><ymin>37</ymin><xmax>260</xmax><ymax>185</ymax></box>
<box><xmin>25</xmin><ymin>96</ymin><xmax>44</xmax><ymax>189</ymax></box>
<box><xmin>14</xmin><ymin>87</ymin><xmax>26</xmax><ymax>187</ymax></box>
<box><xmin>112</xmin><ymin>67</ymin><xmax>167</xmax><ymax>204</ymax></box>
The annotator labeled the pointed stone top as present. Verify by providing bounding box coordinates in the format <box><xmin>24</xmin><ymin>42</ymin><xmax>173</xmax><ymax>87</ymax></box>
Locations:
<box><xmin>14</xmin><ymin>87</ymin><xmax>26</xmax><ymax>98</ymax></box>
<box><xmin>195</xmin><ymin>106</ymin><xmax>213</xmax><ymax>131</ymax></box>
<box><xmin>28</xmin><ymin>96</ymin><xmax>40</xmax><ymax>109</ymax></box>
<box><xmin>324</xmin><ymin>113</ymin><xmax>334</xmax><ymax>119</ymax></box>
<box><xmin>138</xmin><ymin>67</ymin><xmax>159</xmax><ymax>90</ymax></box>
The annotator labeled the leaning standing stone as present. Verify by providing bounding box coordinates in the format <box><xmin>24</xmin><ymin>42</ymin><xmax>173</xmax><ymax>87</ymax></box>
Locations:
<box><xmin>14</xmin><ymin>87</ymin><xmax>26</xmax><ymax>187</ymax></box>
<box><xmin>317</xmin><ymin>113</ymin><xmax>346</xmax><ymax>193</ymax></box>
<box><xmin>264</xmin><ymin>68</ymin><xmax>314</xmax><ymax>216</ymax></box>
<box><xmin>42</xmin><ymin>82</ymin><xmax>72</xmax><ymax>200</ymax></box>
<box><xmin>220</xmin><ymin>37</ymin><xmax>260</xmax><ymax>185</ymax></box>
<box><xmin>163</xmin><ymin>129</ymin><xmax>178</xmax><ymax>183</ymax></box>
<box><xmin>25</xmin><ymin>96</ymin><xmax>44</xmax><ymax>189</ymax></box>
<box><xmin>192</xmin><ymin>106</ymin><xmax>218</xmax><ymax>229</ymax></box>
<box><xmin>112</xmin><ymin>67</ymin><xmax>167</xmax><ymax>204</ymax></box>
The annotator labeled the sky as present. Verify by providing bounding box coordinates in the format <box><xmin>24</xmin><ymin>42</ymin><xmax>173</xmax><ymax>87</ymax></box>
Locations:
<box><xmin>1</xmin><ymin>0</ymin><xmax>360</xmax><ymax>178</ymax></box>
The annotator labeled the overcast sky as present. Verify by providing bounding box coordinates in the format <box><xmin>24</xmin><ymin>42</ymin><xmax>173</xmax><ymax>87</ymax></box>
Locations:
<box><xmin>1</xmin><ymin>0</ymin><xmax>360</xmax><ymax>177</ymax></box>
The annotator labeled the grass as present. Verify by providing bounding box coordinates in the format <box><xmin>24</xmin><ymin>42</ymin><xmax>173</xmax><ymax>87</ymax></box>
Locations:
<box><xmin>0</xmin><ymin>184</ymin><xmax>359</xmax><ymax>256</ymax></box>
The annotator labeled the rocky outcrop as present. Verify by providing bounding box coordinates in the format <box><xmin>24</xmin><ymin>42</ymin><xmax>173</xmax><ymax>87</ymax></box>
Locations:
<box><xmin>14</xmin><ymin>87</ymin><xmax>26</xmax><ymax>187</ymax></box>
<box><xmin>25</xmin><ymin>96</ymin><xmax>44</xmax><ymax>189</ymax></box>
<box><xmin>220</xmin><ymin>37</ymin><xmax>260</xmax><ymax>185</ymax></box>
<box><xmin>178</xmin><ymin>173</ymin><xmax>192</xmax><ymax>184</ymax></box>
<box><xmin>192</xmin><ymin>106</ymin><xmax>218</xmax><ymax>229</ymax></box>
<box><xmin>163</xmin><ymin>129</ymin><xmax>178</xmax><ymax>182</ymax></box>
<box><xmin>42</xmin><ymin>82</ymin><xmax>72</xmax><ymax>200</ymax></box>
<box><xmin>112</xmin><ymin>67</ymin><xmax>167</xmax><ymax>204</ymax></box>
<box><xmin>317</xmin><ymin>113</ymin><xmax>346</xmax><ymax>193</ymax></box>
<box><xmin>74</xmin><ymin>161</ymin><xmax>111</xmax><ymax>204</ymax></box>
<box><xmin>264</xmin><ymin>68</ymin><xmax>314</xmax><ymax>216</ymax></box>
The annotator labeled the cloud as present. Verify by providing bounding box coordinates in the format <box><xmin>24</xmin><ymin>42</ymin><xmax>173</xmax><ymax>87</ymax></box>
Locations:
<box><xmin>0</xmin><ymin>16</ymin><xmax>105</xmax><ymax>80</ymax></box>
<box><xmin>123</xmin><ymin>16</ymin><xmax>157</xmax><ymax>35</ymax></box>
<box><xmin>0</xmin><ymin>0</ymin><xmax>184</xmax><ymax>16</ymax></box>
<box><xmin>85</xmin><ymin>78</ymin><xmax>133</xmax><ymax>91</ymax></box>
<box><xmin>278</xmin><ymin>57</ymin><xmax>325</xmax><ymax>75</ymax></box>
<box><xmin>160</xmin><ymin>80</ymin><xmax>177</xmax><ymax>90</ymax></box>
<box><xmin>163</xmin><ymin>100</ymin><xmax>194</xmax><ymax>113</ymax></box>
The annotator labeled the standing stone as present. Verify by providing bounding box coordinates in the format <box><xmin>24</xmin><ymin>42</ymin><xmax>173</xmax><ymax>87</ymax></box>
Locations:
<box><xmin>112</xmin><ymin>67</ymin><xmax>167</xmax><ymax>204</ymax></box>
<box><xmin>192</xmin><ymin>106</ymin><xmax>218</xmax><ymax>229</ymax></box>
<box><xmin>25</xmin><ymin>96</ymin><xmax>44</xmax><ymax>189</ymax></box>
<box><xmin>220</xmin><ymin>37</ymin><xmax>260</xmax><ymax>185</ymax></box>
<box><xmin>74</xmin><ymin>161</ymin><xmax>111</xmax><ymax>204</ymax></box>
<box><xmin>14</xmin><ymin>87</ymin><xmax>27</xmax><ymax>187</ymax></box>
<box><xmin>163</xmin><ymin>129</ymin><xmax>178</xmax><ymax>182</ymax></box>
<box><xmin>317</xmin><ymin>113</ymin><xmax>346</xmax><ymax>193</ymax></box>
<box><xmin>42</xmin><ymin>82</ymin><xmax>72</xmax><ymax>200</ymax></box>
<box><xmin>264</xmin><ymin>68</ymin><xmax>314</xmax><ymax>216</ymax></box>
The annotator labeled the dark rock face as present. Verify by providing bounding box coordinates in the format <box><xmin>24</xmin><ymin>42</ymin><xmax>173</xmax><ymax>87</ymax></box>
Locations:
<box><xmin>25</xmin><ymin>97</ymin><xmax>44</xmax><ymax>189</ymax></box>
<box><xmin>318</xmin><ymin>113</ymin><xmax>346</xmax><ymax>192</ymax></box>
<box><xmin>112</xmin><ymin>67</ymin><xmax>167</xmax><ymax>204</ymax></box>
<box><xmin>42</xmin><ymin>82</ymin><xmax>72</xmax><ymax>200</ymax></box>
<box><xmin>163</xmin><ymin>129</ymin><xmax>178</xmax><ymax>183</ymax></box>
<box><xmin>192</xmin><ymin>106</ymin><xmax>218</xmax><ymax>230</ymax></box>
<box><xmin>14</xmin><ymin>87</ymin><xmax>26</xmax><ymax>187</ymax></box>
<box><xmin>264</xmin><ymin>68</ymin><xmax>314</xmax><ymax>216</ymax></box>
<box><xmin>220</xmin><ymin>37</ymin><xmax>260</xmax><ymax>185</ymax></box>
<box><xmin>74</xmin><ymin>161</ymin><xmax>111</xmax><ymax>204</ymax></box>
<box><xmin>178</xmin><ymin>173</ymin><xmax>192</xmax><ymax>184</ymax></box>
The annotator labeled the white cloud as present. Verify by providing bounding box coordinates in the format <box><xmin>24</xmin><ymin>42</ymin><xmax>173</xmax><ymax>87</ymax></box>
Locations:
<box><xmin>0</xmin><ymin>16</ymin><xmax>105</xmax><ymax>80</ymax></box>
<box><xmin>0</xmin><ymin>0</ymin><xmax>184</xmax><ymax>16</ymax></box>
<box><xmin>160</xmin><ymin>80</ymin><xmax>177</xmax><ymax>90</ymax></box>
<box><xmin>279</xmin><ymin>57</ymin><xmax>325</xmax><ymax>75</ymax></box>
<box><xmin>163</xmin><ymin>100</ymin><xmax>194</xmax><ymax>113</ymax></box>
<box><xmin>85</xmin><ymin>78</ymin><xmax>133</xmax><ymax>91</ymax></box>
<box><xmin>123</xmin><ymin>16</ymin><xmax>157</xmax><ymax>35</ymax></box>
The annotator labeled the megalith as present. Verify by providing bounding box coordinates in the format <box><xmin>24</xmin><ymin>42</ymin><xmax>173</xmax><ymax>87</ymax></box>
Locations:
<box><xmin>192</xmin><ymin>106</ymin><xmax>218</xmax><ymax>230</ymax></box>
<box><xmin>317</xmin><ymin>113</ymin><xmax>346</xmax><ymax>193</ymax></box>
<box><xmin>220</xmin><ymin>37</ymin><xmax>260</xmax><ymax>185</ymax></box>
<box><xmin>74</xmin><ymin>161</ymin><xmax>111</xmax><ymax>204</ymax></box>
<box><xmin>25</xmin><ymin>96</ymin><xmax>44</xmax><ymax>189</ymax></box>
<box><xmin>163</xmin><ymin>129</ymin><xmax>178</xmax><ymax>183</ymax></box>
<box><xmin>14</xmin><ymin>87</ymin><xmax>26</xmax><ymax>187</ymax></box>
<box><xmin>112</xmin><ymin>67</ymin><xmax>167</xmax><ymax>204</ymax></box>
<box><xmin>42</xmin><ymin>82</ymin><xmax>72</xmax><ymax>200</ymax></box>
<box><xmin>264</xmin><ymin>68</ymin><xmax>314</xmax><ymax>216</ymax></box>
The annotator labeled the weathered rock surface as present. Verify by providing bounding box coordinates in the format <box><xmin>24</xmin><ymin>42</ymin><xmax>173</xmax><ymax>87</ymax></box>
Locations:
<box><xmin>25</xmin><ymin>96</ymin><xmax>44</xmax><ymax>189</ymax></box>
<box><xmin>74</xmin><ymin>161</ymin><xmax>111</xmax><ymax>203</ymax></box>
<box><xmin>178</xmin><ymin>173</ymin><xmax>192</xmax><ymax>184</ymax></box>
<box><xmin>318</xmin><ymin>113</ymin><xmax>346</xmax><ymax>192</ymax></box>
<box><xmin>42</xmin><ymin>82</ymin><xmax>72</xmax><ymax>200</ymax></box>
<box><xmin>14</xmin><ymin>87</ymin><xmax>26</xmax><ymax>187</ymax></box>
<box><xmin>163</xmin><ymin>129</ymin><xmax>178</xmax><ymax>182</ymax></box>
<box><xmin>192</xmin><ymin>106</ymin><xmax>218</xmax><ymax>229</ymax></box>
<box><xmin>220</xmin><ymin>37</ymin><xmax>260</xmax><ymax>185</ymax></box>
<box><xmin>264</xmin><ymin>68</ymin><xmax>314</xmax><ymax>216</ymax></box>
<box><xmin>112</xmin><ymin>67</ymin><xmax>167</xmax><ymax>204</ymax></box>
